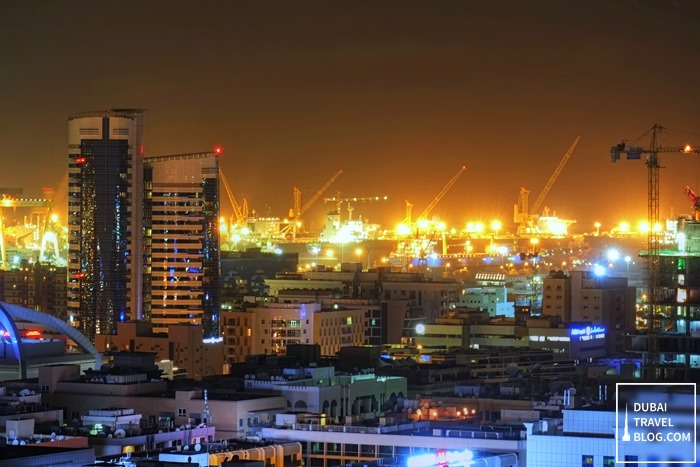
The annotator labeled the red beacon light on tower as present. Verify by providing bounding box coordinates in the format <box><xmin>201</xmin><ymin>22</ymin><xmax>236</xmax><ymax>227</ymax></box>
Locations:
<box><xmin>214</xmin><ymin>146</ymin><xmax>223</xmax><ymax>155</ymax></box>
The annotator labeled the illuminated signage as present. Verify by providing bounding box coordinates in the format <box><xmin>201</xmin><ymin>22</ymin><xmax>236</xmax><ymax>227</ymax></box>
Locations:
<box><xmin>569</xmin><ymin>325</ymin><xmax>605</xmax><ymax>337</ymax></box>
<box><xmin>407</xmin><ymin>449</ymin><xmax>473</xmax><ymax>467</ymax></box>
<box><xmin>419</xmin><ymin>355</ymin><xmax>431</xmax><ymax>363</ymax></box>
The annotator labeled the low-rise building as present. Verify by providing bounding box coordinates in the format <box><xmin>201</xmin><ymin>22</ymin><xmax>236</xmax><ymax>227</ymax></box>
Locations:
<box><xmin>41</xmin><ymin>356</ymin><xmax>288</xmax><ymax>440</ymax></box>
<box><xmin>94</xmin><ymin>321</ymin><xmax>224</xmax><ymax>379</ymax></box>
<box><xmin>411</xmin><ymin>314</ymin><xmax>607</xmax><ymax>361</ymax></box>
<box><xmin>243</xmin><ymin>363</ymin><xmax>407</xmax><ymax>421</ymax></box>
<box><xmin>227</xmin><ymin>302</ymin><xmax>366</xmax><ymax>357</ymax></box>
<box><xmin>259</xmin><ymin>420</ymin><xmax>521</xmax><ymax>467</ymax></box>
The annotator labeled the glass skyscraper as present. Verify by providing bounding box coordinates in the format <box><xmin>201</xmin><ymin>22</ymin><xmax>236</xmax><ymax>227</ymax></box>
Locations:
<box><xmin>67</xmin><ymin>110</ymin><xmax>145</xmax><ymax>341</ymax></box>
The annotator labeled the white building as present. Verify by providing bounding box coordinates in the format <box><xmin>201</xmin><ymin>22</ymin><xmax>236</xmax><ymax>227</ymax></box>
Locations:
<box><xmin>260</xmin><ymin>421</ymin><xmax>522</xmax><ymax>467</ymax></box>
<box><xmin>526</xmin><ymin>393</ymin><xmax>698</xmax><ymax>466</ymax></box>
<box><xmin>458</xmin><ymin>273</ymin><xmax>515</xmax><ymax>317</ymax></box>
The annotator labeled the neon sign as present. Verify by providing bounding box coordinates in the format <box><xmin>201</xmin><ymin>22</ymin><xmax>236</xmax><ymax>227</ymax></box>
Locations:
<box><xmin>569</xmin><ymin>325</ymin><xmax>605</xmax><ymax>337</ymax></box>
<box><xmin>407</xmin><ymin>449</ymin><xmax>473</xmax><ymax>467</ymax></box>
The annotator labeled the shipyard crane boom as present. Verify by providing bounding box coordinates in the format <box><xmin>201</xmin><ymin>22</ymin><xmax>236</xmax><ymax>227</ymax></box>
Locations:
<box><xmin>529</xmin><ymin>136</ymin><xmax>580</xmax><ymax>216</ymax></box>
<box><xmin>218</xmin><ymin>168</ymin><xmax>245</xmax><ymax>225</ymax></box>
<box><xmin>416</xmin><ymin>165</ymin><xmax>467</xmax><ymax>222</ymax></box>
<box><xmin>515</xmin><ymin>137</ymin><xmax>579</xmax><ymax>236</ymax></box>
<box><xmin>611</xmin><ymin>123</ymin><xmax>699</xmax><ymax>380</ymax></box>
<box><xmin>294</xmin><ymin>170</ymin><xmax>343</xmax><ymax>218</ymax></box>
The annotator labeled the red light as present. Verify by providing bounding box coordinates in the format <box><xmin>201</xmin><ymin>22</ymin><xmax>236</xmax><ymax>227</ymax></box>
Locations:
<box><xmin>75</xmin><ymin>272</ymin><xmax>85</xmax><ymax>279</ymax></box>
<box><xmin>76</xmin><ymin>157</ymin><xmax>86</xmax><ymax>164</ymax></box>
<box><xmin>25</xmin><ymin>330</ymin><xmax>42</xmax><ymax>338</ymax></box>
<box><xmin>214</xmin><ymin>147</ymin><xmax>223</xmax><ymax>155</ymax></box>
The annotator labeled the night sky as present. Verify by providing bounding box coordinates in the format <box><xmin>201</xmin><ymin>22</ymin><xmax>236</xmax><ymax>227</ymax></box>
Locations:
<box><xmin>3</xmin><ymin>0</ymin><xmax>700</xmax><ymax>233</ymax></box>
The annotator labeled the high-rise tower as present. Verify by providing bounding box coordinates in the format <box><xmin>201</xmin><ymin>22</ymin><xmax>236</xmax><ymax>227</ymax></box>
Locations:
<box><xmin>143</xmin><ymin>151</ymin><xmax>221</xmax><ymax>339</ymax></box>
<box><xmin>67</xmin><ymin>110</ymin><xmax>145</xmax><ymax>341</ymax></box>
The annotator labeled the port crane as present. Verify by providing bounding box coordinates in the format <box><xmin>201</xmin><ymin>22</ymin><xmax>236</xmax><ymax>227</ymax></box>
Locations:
<box><xmin>278</xmin><ymin>170</ymin><xmax>343</xmax><ymax>239</ymax></box>
<box><xmin>415</xmin><ymin>165</ymin><xmax>467</xmax><ymax>222</ymax></box>
<box><xmin>611</xmin><ymin>123</ymin><xmax>699</xmax><ymax>379</ymax></box>
<box><xmin>514</xmin><ymin>136</ymin><xmax>580</xmax><ymax>236</ymax></box>
<box><xmin>291</xmin><ymin>170</ymin><xmax>343</xmax><ymax>220</ymax></box>
<box><xmin>392</xmin><ymin>166</ymin><xmax>466</xmax><ymax>267</ymax></box>
<box><xmin>219</xmin><ymin>168</ymin><xmax>248</xmax><ymax>225</ymax></box>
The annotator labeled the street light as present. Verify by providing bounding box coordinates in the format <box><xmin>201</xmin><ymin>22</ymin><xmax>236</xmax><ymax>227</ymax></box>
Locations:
<box><xmin>355</xmin><ymin>247</ymin><xmax>363</xmax><ymax>269</ymax></box>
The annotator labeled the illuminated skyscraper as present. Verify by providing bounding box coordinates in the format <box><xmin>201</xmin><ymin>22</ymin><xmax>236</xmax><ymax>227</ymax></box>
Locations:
<box><xmin>143</xmin><ymin>151</ymin><xmax>221</xmax><ymax>338</ymax></box>
<box><xmin>67</xmin><ymin>110</ymin><xmax>145</xmax><ymax>341</ymax></box>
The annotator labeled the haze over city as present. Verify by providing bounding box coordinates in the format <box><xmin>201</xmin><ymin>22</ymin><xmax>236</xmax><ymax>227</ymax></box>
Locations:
<box><xmin>3</xmin><ymin>0</ymin><xmax>700</xmax><ymax>231</ymax></box>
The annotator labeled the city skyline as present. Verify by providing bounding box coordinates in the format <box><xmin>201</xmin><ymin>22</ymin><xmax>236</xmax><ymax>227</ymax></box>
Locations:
<box><xmin>3</xmin><ymin>1</ymin><xmax>700</xmax><ymax>230</ymax></box>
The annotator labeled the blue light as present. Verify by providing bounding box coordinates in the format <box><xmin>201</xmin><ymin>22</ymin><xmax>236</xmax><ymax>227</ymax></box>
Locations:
<box><xmin>407</xmin><ymin>449</ymin><xmax>473</xmax><ymax>467</ymax></box>
<box><xmin>593</xmin><ymin>264</ymin><xmax>606</xmax><ymax>277</ymax></box>
<box><xmin>570</xmin><ymin>325</ymin><xmax>605</xmax><ymax>337</ymax></box>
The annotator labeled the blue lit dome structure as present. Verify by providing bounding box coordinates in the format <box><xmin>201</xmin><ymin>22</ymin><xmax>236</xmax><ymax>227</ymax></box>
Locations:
<box><xmin>0</xmin><ymin>301</ymin><xmax>101</xmax><ymax>380</ymax></box>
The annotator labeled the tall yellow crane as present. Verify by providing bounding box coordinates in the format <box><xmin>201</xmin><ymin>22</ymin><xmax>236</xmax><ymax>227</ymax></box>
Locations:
<box><xmin>611</xmin><ymin>123</ymin><xmax>699</xmax><ymax>380</ymax></box>
<box><xmin>291</xmin><ymin>170</ymin><xmax>343</xmax><ymax>219</ymax></box>
<box><xmin>415</xmin><ymin>165</ymin><xmax>467</xmax><ymax>222</ymax></box>
<box><xmin>218</xmin><ymin>168</ymin><xmax>247</xmax><ymax>225</ymax></box>
<box><xmin>514</xmin><ymin>136</ymin><xmax>580</xmax><ymax>235</ymax></box>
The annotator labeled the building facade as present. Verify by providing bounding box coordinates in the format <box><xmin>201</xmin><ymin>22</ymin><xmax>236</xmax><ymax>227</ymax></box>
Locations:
<box><xmin>0</xmin><ymin>260</ymin><xmax>67</xmax><ymax>320</ymax></box>
<box><xmin>542</xmin><ymin>269</ymin><xmax>635</xmax><ymax>354</ymax></box>
<box><xmin>250</xmin><ymin>303</ymin><xmax>365</xmax><ymax>357</ymax></box>
<box><xmin>94</xmin><ymin>322</ymin><xmax>224</xmax><ymax>379</ymax></box>
<box><xmin>67</xmin><ymin>110</ymin><xmax>145</xmax><ymax>340</ymax></box>
<box><xmin>627</xmin><ymin>218</ymin><xmax>700</xmax><ymax>380</ymax></box>
<box><xmin>143</xmin><ymin>151</ymin><xmax>220</xmax><ymax>338</ymax></box>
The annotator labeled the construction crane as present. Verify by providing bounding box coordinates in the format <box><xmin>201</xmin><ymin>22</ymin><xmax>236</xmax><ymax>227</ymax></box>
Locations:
<box><xmin>323</xmin><ymin>194</ymin><xmax>388</xmax><ymax>222</ymax></box>
<box><xmin>218</xmin><ymin>168</ymin><xmax>247</xmax><ymax>225</ymax></box>
<box><xmin>611</xmin><ymin>123</ymin><xmax>699</xmax><ymax>380</ymax></box>
<box><xmin>415</xmin><ymin>165</ymin><xmax>467</xmax><ymax>222</ymax></box>
<box><xmin>514</xmin><ymin>136</ymin><xmax>580</xmax><ymax>235</ymax></box>
<box><xmin>291</xmin><ymin>170</ymin><xmax>343</xmax><ymax>219</ymax></box>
